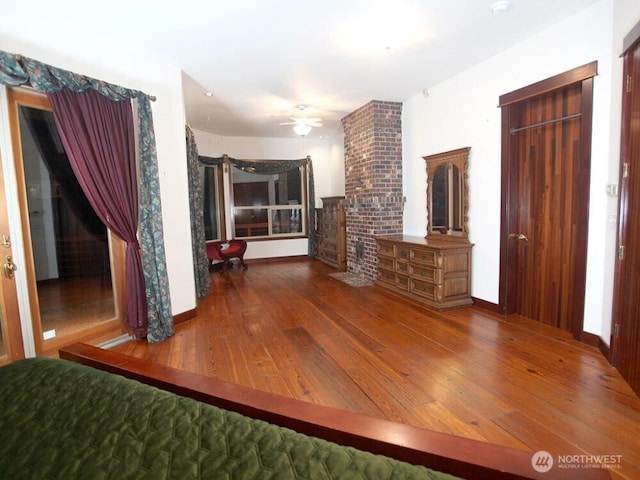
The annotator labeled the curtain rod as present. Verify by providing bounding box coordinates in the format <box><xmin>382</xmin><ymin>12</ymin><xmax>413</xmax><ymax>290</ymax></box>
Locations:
<box><xmin>509</xmin><ymin>112</ymin><xmax>581</xmax><ymax>135</ymax></box>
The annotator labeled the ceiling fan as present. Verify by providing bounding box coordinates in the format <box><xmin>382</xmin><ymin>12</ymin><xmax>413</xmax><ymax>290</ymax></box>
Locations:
<box><xmin>279</xmin><ymin>105</ymin><xmax>323</xmax><ymax>135</ymax></box>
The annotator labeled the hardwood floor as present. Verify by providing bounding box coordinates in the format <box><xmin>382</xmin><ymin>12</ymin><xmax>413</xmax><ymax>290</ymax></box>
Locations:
<box><xmin>111</xmin><ymin>258</ymin><xmax>640</xmax><ymax>480</ymax></box>
<box><xmin>38</xmin><ymin>276</ymin><xmax>115</xmax><ymax>338</ymax></box>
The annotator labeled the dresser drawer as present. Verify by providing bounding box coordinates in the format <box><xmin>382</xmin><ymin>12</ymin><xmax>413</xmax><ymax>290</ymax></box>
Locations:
<box><xmin>323</xmin><ymin>254</ymin><xmax>339</xmax><ymax>266</ymax></box>
<box><xmin>323</xmin><ymin>246</ymin><xmax>338</xmax><ymax>259</ymax></box>
<box><xmin>378</xmin><ymin>256</ymin><xmax>394</xmax><ymax>271</ymax></box>
<box><xmin>396</xmin><ymin>274</ymin><xmax>410</xmax><ymax>291</ymax></box>
<box><xmin>410</xmin><ymin>264</ymin><xmax>442</xmax><ymax>284</ymax></box>
<box><xmin>322</xmin><ymin>222</ymin><xmax>337</xmax><ymax>232</ymax></box>
<box><xmin>411</xmin><ymin>278</ymin><xmax>436</xmax><ymax>300</ymax></box>
<box><xmin>377</xmin><ymin>267</ymin><xmax>395</xmax><ymax>285</ymax></box>
<box><xmin>396</xmin><ymin>245</ymin><xmax>411</xmax><ymax>262</ymax></box>
<box><xmin>377</xmin><ymin>241</ymin><xmax>394</xmax><ymax>256</ymax></box>
<box><xmin>395</xmin><ymin>261</ymin><xmax>409</xmax><ymax>275</ymax></box>
<box><xmin>411</xmin><ymin>248</ymin><xmax>437</xmax><ymax>266</ymax></box>
<box><xmin>324</xmin><ymin>237</ymin><xmax>337</xmax><ymax>249</ymax></box>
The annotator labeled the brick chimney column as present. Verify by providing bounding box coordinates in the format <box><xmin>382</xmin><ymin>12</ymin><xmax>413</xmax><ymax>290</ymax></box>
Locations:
<box><xmin>341</xmin><ymin>100</ymin><xmax>404</xmax><ymax>280</ymax></box>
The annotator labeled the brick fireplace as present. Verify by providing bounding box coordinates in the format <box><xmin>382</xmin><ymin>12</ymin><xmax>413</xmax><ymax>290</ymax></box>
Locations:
<box><xmin>341</xmin><ymin>100</ymin><xmax>404</xmax><ymax>280</ymax></box>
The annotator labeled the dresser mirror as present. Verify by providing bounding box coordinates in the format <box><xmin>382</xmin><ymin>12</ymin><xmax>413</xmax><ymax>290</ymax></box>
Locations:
<box><xmin>423</xmin><ymin>147</ymin><xmax>470</xmax><ymax>242</ymax></box>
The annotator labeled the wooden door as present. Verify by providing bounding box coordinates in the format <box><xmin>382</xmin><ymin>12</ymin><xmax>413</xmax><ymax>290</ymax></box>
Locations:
<box><xmin>0</xmin><ymin>145</ymin><xmax>25</xmax><ymax>365</ymax></box>
<box><xmin>612</xmin><ymin>23</ymin><xmax>640</xmax><ymax>395</ymax></box>
<box><xmin>499</xmin><ymin>63</ymin><xmax>596</xmax><ymax>339</ymax></box>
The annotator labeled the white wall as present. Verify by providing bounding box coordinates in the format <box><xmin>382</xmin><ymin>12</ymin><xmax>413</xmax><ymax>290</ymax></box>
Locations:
<box><xmin>403</xmin><ymin>0</ymin><xmax>639</xmax><ymax>342</ymax></box>
<box><xmin>193</xmin><ymin>129</ymin><xmax>344</xmax><ymax>259</ymax></box>
<box><xmin>0</xmin><ymin>29</ymin><xmax>196</xmax><ymax>331</ymax></box>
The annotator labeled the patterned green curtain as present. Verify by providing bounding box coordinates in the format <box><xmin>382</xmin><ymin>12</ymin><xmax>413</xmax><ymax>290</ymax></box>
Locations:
<box><xmin>197</xmin><ymin>156</ymin><xmax>225</xmax><ymax>167</ymax></box>
<box><xmin>186</xmin><ymin>126</ymin><xmax>211</xmax><ymax>298</ymax></box>
<box><xmin>137</xmin><ymin>99</ymin><xmax>173</xmax><ymax>342</ymax></box>
<box><xmin>0</xmin><ymin>49</ymin><xmax>173</xmax><ymax>342</ymax></box>
<box><xmin>198</xmin><ymin>155</ymin><xmax>316</xmax><ymax>257</ymax></box>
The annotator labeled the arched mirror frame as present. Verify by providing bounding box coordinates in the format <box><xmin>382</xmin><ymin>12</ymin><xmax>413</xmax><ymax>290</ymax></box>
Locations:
<box><xmin>423</xmin><ymin>147</ymin><xmax>471</xmax><ymax>242</ymax></box>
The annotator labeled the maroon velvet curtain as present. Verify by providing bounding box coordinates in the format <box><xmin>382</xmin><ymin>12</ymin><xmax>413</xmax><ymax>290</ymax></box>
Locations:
<box><xmin>47</xmin><ymin>89</ymin><xmax>147</xmax><ymax>337</ymax></box>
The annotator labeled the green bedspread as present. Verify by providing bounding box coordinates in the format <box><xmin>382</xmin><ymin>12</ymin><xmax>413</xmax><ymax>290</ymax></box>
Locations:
<box><xmin>0</xmin><ymin>358</ymin><xmax>459</xmax><ymax>479</ymax></box>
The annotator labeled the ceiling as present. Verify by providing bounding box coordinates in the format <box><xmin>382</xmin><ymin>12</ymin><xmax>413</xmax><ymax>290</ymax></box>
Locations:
<box><xmin>2</xmin><ymin>0</ymin><xmax>600</xmax><ymax>139</ymax></box>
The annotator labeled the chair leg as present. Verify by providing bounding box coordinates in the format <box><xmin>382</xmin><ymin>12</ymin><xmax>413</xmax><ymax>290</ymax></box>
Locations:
<box><xmin>218</xmin><ymin>254</ymin><xmax>246</xmax><ymax>272</ymax></box>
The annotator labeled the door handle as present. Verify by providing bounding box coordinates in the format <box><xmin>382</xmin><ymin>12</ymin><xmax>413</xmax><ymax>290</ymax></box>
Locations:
<box><xmin>3</xmin><ymin>255</ymin><xmax>17</xmax><ymax>279</ymax></box>
<box><xmin>509</xmin><ymin>233</ymin><xmax>529</xmax><ymax>242</ymax></box>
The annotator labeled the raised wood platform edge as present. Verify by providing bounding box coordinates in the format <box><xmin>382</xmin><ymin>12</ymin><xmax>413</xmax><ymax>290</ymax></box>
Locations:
<box><xmin>59</xmin><ymin>343</ymin><xmax>609</xmax><ymax>480</ymax></box>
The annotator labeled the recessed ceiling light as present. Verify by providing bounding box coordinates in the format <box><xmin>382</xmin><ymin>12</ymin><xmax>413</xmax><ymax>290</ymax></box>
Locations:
<box><xmin>204</xmin><ymin>91</ymin><xmax>213</xmax><ymax>97</ymax></box>
<box><xmin>491</xmin><ymin>0</ymin><xmax>511</xmax><ymax>14</ymax></box>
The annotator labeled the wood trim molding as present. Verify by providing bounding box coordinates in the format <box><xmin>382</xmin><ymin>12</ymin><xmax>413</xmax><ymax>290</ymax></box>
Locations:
<box><xmin>498</xmin><ymin>61</ymin><xmax>598</xmax><ymax>107</ymax></box>
<box><xmin>59</xmin><ymin>343</ymin><xmax>608</xmax><ymax>480</ymax></box>
<box><xmin>249</xmin><ymin>255</ymin><xmax>308</xmax><ymax>264</ymax></box>
<box><xmin>580</xmin><ymin>331</ymin><xmax>611</xmax><ymax>361</ymax></box>
<box><xmin>622</xmin><ymin>18</ymin><xmax>640</xmax><ymax>56</ymax></box>
<box><xmin>471</xmin><ymin>297</ymin><xmax>501</xmax><ymax>313</ymax></box>
<box><xmin>173</xmin><ymin>308</ymin><xmax>197</xmax><ymax>325</ymax></box>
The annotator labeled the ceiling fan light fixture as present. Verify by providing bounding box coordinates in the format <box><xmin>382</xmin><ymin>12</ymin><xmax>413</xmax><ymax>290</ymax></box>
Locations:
<box><xmin>293</xmin><ymin>123</ymin><xmax>312</xmax><ymax>136</ymax></box>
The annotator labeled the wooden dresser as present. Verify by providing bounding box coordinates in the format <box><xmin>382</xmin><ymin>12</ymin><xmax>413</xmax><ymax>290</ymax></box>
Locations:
<box><xmin>375</xmin><ymin>235</ymin><xmax>473</xmax><ymax>309</ymax></box>
<box><xmin>316</xmin><ymin>196</ymin><xmax>346</xmax><ymax>270</ymax></box>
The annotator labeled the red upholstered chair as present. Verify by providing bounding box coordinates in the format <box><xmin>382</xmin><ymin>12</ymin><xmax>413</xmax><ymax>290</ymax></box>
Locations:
<box><xmin>206</xmin><ymin>240</ymin><xmax>248</xmax><ymax>273</ymax></box>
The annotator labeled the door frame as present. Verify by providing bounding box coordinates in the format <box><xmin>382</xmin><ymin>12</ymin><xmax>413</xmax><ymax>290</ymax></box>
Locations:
<box><xmin>497</xmin><ymin>62</ymin><xmax>597</xmax><ymax>339</ymax></box>
<box><xmin>0</xmin><ymin>85</ymin><xmax>35</xmax><ymax>357</ymax></box>
<box><xmin>611</xmin><ymin>21</ymin><xmax>640</xmax><ymax>367</ymax></box>
<box><xmin>0</xmin><ymin>145</ymin><xmax>25</xmax><ymax>365</ymax></box>
<box><xmin>2</xmin><ymin>86</ymin><xmax>127</xmax><ymax>357</ymax></box>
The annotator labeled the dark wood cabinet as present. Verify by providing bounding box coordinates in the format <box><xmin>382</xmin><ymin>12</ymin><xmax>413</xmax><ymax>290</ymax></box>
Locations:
<box><xmin>375</xmin><ymin>235</ymin><xmax>473</xmax><ymax>310</ymax></box>
<box><xmin>316</xmin><ymin>196</ymin><xmax>346</xmax><ymax>270</ymax></box>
